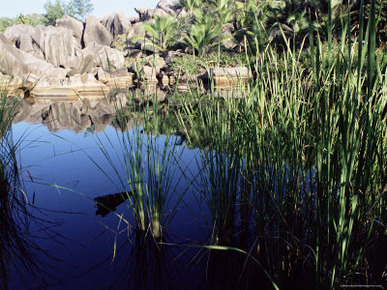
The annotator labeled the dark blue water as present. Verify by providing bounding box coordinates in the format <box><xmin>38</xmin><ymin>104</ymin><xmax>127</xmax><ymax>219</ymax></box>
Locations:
<box><xmin>7</xmin><ymin>105</ymin><xmax>211</xmax><ymax>289</ymax></box>
<box><xmin>1</xmin><ymin>96</ymin><xmax>274</xmax><ymax>290</ymax></box>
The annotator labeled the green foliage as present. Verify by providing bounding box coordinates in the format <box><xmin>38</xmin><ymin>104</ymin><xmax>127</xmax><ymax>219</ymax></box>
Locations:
<box><xmin>44</xmin><ymin>0</ymin><xmax>65</xmax><ymax>25</ymax></box>
<box><xmin>169</xmin><ymin>52</ymin><xmax>245</xmax><ymax>76</ymax></box>
<box><xmin>0</xmin><ymin>91</ymin><xmax>20</xmax><ymax>140</ymax></box>
<box><xmin>366</xmin><ymin>0</ymin><xmax>387</xmax><ymax>42</ymax></box>
<box><xmin>286</xmin><ymin>11</ymin><xmax>308</xmax><ymax>35</ymax></box>
<box><xmin>213</xmin><ymin>0</ymin><xmax>233</xmax><ymax>25</ymax></box>
<box><xmin>65</xmin><ymin>0</ymin><xmax>93</xmax><ymax>21</ymax></box>
<box><xmin>233</xmin><ymin>0</ymin><xmax>285</xmax><ymax>53</ymax></box>
<box><xmin>143</xmin><ymin>16</ymin><xmax>178</xmax><ymax>52</ymax></box>
<box><xmin>0</xmin><ymin>14</ymin><xmax>45</xmax><ymax>31</ymax></box>
<box><xmin>44</xmin><ymin>0</ymin><xmax>93</xmax><ymax>25</ymax></box>
<box><xmin>183</xmin><ymin>10</ymin><xmax>227</xmax><ymax>56</ymax></box>
<box><xmin>0</xmin><ymin>18</ymin><xmax>15</xmax><ymax>32</ymax></box>
<box><xmin>179</xmin><ymin>0</ymin><xmax>202</xmax><ymax>13</ymax></box>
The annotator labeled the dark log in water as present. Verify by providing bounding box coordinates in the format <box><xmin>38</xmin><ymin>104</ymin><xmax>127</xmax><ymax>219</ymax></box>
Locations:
<box><xmin>94</xmin><ymin>192</ymin><xmax>132</xmax><ymax>217</ymax></box>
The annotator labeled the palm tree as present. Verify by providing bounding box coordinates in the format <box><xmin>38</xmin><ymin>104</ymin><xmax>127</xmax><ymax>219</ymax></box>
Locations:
<box><xmin>184</xmin><ymin>10</ymin><xmax>226</xmax><ymax>55</ymax></box>
<box><xmin>143</xmin><ymin>16</ymin><xmax>179</xmax><ymax>53</ymax></box>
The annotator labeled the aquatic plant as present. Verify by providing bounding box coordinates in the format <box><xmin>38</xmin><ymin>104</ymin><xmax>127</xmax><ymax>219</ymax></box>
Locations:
<box><xmin>172</xmin><ymin>0</ymin><xmax>387</xmax><ymax>287</ymax></box>
<box><xmin>0</xmin><ymin>90</ymin><xmax>61</xmax><ymax>288</ymax></box>
<box><xmin>91</xmin><ymin>92</ymin><xmax>187</xmax><ymax>240</ymax></box>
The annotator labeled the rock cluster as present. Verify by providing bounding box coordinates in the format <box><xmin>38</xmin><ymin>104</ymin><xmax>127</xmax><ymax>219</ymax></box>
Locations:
<box><xmin>0</xmin><ymin>0</ymin><xmax>248</xmax><ymax>98</ymax></box>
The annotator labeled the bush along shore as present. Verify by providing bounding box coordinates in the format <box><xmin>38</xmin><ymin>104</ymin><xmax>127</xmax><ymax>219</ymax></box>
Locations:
<box><xmin>1</xmin><ymin>0</ymin><xmax>387</xmax><ymax>288</ymax></box>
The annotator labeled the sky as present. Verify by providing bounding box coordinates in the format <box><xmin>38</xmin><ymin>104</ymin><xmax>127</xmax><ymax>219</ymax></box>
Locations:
<box><xmin>0</xmin><ymin>0</ymin><xmax>160</xmax><ymax>18</ymax></box>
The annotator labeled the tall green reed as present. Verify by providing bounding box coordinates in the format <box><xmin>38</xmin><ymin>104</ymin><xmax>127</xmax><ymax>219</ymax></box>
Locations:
<box><xmin>0</xmin><ymin>88</ymin><xmax>55</xmax><ymax>288</ymax></box>
<box><xmin>173</xmin><ymin>0</ymin><xmax>386</xmax><ymax>285</ymax></box>
<box><xmin>92</xmin><ymin>92</ymin><xmax>186</xmax><ymax>239</ymax></box>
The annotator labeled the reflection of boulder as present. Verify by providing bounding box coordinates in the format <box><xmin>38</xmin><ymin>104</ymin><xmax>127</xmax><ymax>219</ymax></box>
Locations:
<box><xmin>94</xmin><ymin>192</ymin><xmax>131</xmax><ymax>217</ymax></box>
<box><xmin>13</xmin><ymin>88</ymin><xmax>169</xmax><ymax>132</ymax></box>
<box><xmin>14</xmin><ymin>97</ymin><xmax>120</xmax><ymax>132</ymax></box>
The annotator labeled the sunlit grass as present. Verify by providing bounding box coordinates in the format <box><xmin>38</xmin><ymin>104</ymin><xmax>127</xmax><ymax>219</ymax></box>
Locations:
<box><xmin>171</xmin><ymin>1</ymin><xmax>386</xmax><ymax>286</ymax></box>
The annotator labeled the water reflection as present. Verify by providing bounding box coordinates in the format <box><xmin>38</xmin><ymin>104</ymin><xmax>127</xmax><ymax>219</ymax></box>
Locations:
<box><xmin>0</xmin><ymin>129</ymin><xmax>60</xmax><ymax>288</ymax></box>
<box><xmin>13</xmin><ymin>88</ymin><xmax>170</xmax><ymax>133</ymax></box>
<box><xmin>14</xmin><ymin>96</ymin><xmax>118</xmax><ymax>133</ymax></box>
<box><xmin>9</xmin><ymin>91</ymin><xmax>386</xmax><ymax>288</ymax></box>
<box><xmin>118</xmin><ymin>232</ymin><xmax>175</xmax><ymax>289</ymax></box>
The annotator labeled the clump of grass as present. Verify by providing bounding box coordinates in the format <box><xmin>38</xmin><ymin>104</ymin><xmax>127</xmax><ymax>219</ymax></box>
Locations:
<box><xmin>0</xmin><ymin>88</ymin><xmax>57</xmax><ymax>288</ymax></box>
<box><xmin>173</xmin><ymin>1</ymin><xmax>387</xmax><ymax>287</ymax></box>
<box><xmin>92</xmin><ymin>93</ymin><xmax>187</xmax><ymax>240</ymax></box>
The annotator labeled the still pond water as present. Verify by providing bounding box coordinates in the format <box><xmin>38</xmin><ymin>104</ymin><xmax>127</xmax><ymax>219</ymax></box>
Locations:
<box><xmin>6</xmin><ymin>97</ymin><xmax>260</xmax><ymax>289</ymax></box>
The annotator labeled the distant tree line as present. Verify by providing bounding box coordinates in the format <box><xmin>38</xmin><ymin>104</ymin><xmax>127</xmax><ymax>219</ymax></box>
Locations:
<box><xmin>44</xmin><ymin>0</ymin><xmax>94</xmax><ymax>25</ymax></box>
<box><xmin>0</xmin><ymin>0</ymin><xmax>93</xmax><ymax>31</ymax></box>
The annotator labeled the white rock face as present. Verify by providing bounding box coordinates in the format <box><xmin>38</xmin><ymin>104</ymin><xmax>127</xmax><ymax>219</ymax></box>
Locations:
<box><xmin>4</xmin><ymin>24</ymin><xmax>75</xmax><ymax>67</ymax></box>
<box><xmin>33</xmin><ymin>26</ymin><xmax>75</xmax><ymax>68</ymax></box>
<box><xmin>156</xmin><ymin>0</ymin><xmax>178</xmax><ymax>15</ymax></box>
<box><xmin>4</xmin><ymin>24</ymin><xmax>44</xmax><ymax>59</ymax></box>
<box><xmin>100</xmin><ymin>11</ymin><xmax>133</xmax><ymax>39</ymax></box>
<box><xmin>83</xmin><ymin>15</ymin><xmax>113</xmax><ymax>47</ymax></box>
<box><xmin>56</xmin><ymin>15</ymin><xmax>84</xmax><ymax>48</ymax></box>
<box><xmin>210</xmin><ymin>67</ymin><xmax>251</xmax><ymax>87</ymax></box>
<box><xmin>75</xmin><ymin>42</ymin><xmax>125</xmax><ymax>72</ymax></box>
<box><xmin>0</xmin><ymin>33</ymin><xmax>68</xmax><ymax>79</ymax></box>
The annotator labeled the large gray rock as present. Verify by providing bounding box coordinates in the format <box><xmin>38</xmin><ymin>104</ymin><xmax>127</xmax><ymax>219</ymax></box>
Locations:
<box><xmin>135</xmin><ymin>7</ymin><xmax>169</xmax><ymax>21</ymax></box>
<box><xmin>0</xmin><ymin>31</ymin><xmax>12</xmax><ymax>45</ymax></box>
<box><xmin>129</xmin><ymin>22</ymin><xmax>145</xmax><ymax>38</ymax></box>
<box><xmin>134</xmin><ymin>8</ymin><xmax>152</xmax><ymax>21</ymax></box>
<box><xmin>69</xmin><ymin>42</ymin><xmax>125</xmax><ymax>75</ymax></box>
<box><xmin>211</xmin><ymin>67</ymin><xmax>249</xmax><ymax>78</ymax></box>
<box><xmin>128</xmin><ymin>15</ymin><xmax>140</xmax><ymax>24</ymax></box>
<box><xmin>32</xmin><ymin>26</ymin><xmax>75</xmax><ymax>68</ymax></box>
<box><xmin>0</xmin><ymin>33</ymin><xmax>67</xmax><ymax>79</ymax></box>
<box><xmin>83</xmin><ymin>15</ymin><xmax>113</xmax><ymax>47</ymax></box>
<box><xmin>209</xmin><ymin>66</ymin><xmax>250</xmax><ymax>87</ymax></box>
<box><xmin>144</xmin><ymin>55</ymin><xmax>166</xmax><ymax>75</ymax></box>
<box><xmin>4</xmin><ymin>24</ymin><xmax>75</xmax><ymax>67</ymax></box>
<box><xmin>156</xmin><ymin>0</ymin><xmax>178</xmax><ymax>15</ymax></box>
<box><xmin>100</xmin><ymin>11</ymin><xmax>133</xmax><ymax>39</ymax></box>
<box><xmin>56</xmin><ymin>15</ymin><xmax>84</xmax><ymax>48</ymax></box>
<box><xmin>4</xmin><ymin>24</ymin><xmax>44</xmax><ymax>59</ymax></box>
<box><xmin>68</xmin><ymin>73</ymin><xmax>109</xmax><ymax>96</ymax></box>
<box><xmin>4</xmin><ymin>24</ymin><xmax>36</xmax><ymax>44</ymax></box>
<box><xmin>94</xmin><ymin>67</ymin><xmax>134</xmax><ymax>88</ymax></box>
<box><xmin>68</xmin><ymin>54</ymin><xmax>97</xmax><ymax>76</ymax></box>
